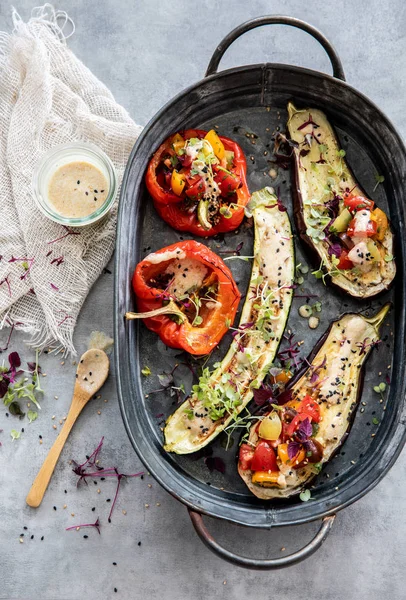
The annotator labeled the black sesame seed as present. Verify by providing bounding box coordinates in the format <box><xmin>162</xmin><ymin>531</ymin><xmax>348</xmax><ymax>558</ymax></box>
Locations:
<box><xmin>53</xmin><ymin>506</ymin><xmax>57</xmax><ymax>511</ymax></box>
<box><xmin>31</xmin><ymin>535</ymin><xmax>34</xmax><ymax>540</ymax></box>
<box><xmin>23</xmin><ymin>526</ymin><xmax>28</xmax><ymax>530</ymax></box>
<box><xmin>85</xmin><ymin>192</ymin><xmax>89</xmax><ymax>196</ymax></box>
<box><xmin>64</xmin><ymin>489</ymin><xmax>67</xmax><ymax>493</ymax></box>
<box><xmin>39</xmin><ymin>435</ymin><xmax>42</xmax><ymax>439</ymax></box>
<box><xmin>77</xmin><ymin>180</ymin><xmax>80</xmax><ymax>184</ymax></box>
<box><xmin>113</xmin><ymin>562</ymin><xmax>117</xmax><ymax>566</ymax></box>
<box><xmin>41</xmin><ymin>536</ymin><xmax>44</xmax><ymax>541</ymax></box>
<box><xmin>106</xmin><ymin>499</ymin><xmax>111</xmax><ymax>502</ymax></box>
<box><xmin>92</xmin><ymin>507</ymin><xmax>96</xmax><ymax>512</ymax></box>
<box><xmin>138</xmin><ymin>541</ymin><xmax>141</xmax><ymax>546</ymax></box>
<box><xmin>94</xmin><ymin>190</ymin><xmax>98</xmax><ymax>193</ymax></box>
<box><xmin>114</xmin><ymin>589</ymin><xmax>117</xmax><ymax>593</ymax></box>
<box><xmin>83</xmin><ymin>535</ymin><xmax>88</xmax><ymax>539</ymax></box>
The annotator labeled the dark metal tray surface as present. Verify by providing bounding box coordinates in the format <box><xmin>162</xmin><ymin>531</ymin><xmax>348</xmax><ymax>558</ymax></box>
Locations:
<box><xmin>114</xmin><ymin>17</ymin><xmax>406</xmax><ymax>568</ymax></box>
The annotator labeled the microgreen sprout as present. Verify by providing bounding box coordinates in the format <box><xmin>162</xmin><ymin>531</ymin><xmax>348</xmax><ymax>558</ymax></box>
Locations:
<box><xmin>71</xmin><ymin>437</ymin><xmax>144</xmax><ymax>523</ymax></box>
<box><xmin>66</xmin><ymin>517</ymin><xmax>101</xmax><ymax>535</ymax></box>
<box><xmin>373</xmin><ymin>381</ymin><xmax>386</xmax><ymax>403</ymax></box>
<box><xmin>299</xmin><ymin>489</ymin><xmax>311</xmax><ymax>502</ymax></box>
<box><xmin>373</xmin><ymin>173</ymin><xmax>385</xmax><ymax>192</ymax></box>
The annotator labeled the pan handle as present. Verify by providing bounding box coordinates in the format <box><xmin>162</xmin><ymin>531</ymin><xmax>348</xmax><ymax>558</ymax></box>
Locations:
<box><xmin>205</xmin><ymin>16</ymin><xmax>345</xmax><ymax>81</ymax></box>
<box><xmin>188</xmin><ymin>509</ymin><xmax>335</xmax><ymax>570</ymax></box>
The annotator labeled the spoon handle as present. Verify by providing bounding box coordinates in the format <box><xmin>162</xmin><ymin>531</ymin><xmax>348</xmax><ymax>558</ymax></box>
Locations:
<box><xmin>26</xmin><ymin>398</ymin><xmax>85</xmax><ymax>508</ymax></box>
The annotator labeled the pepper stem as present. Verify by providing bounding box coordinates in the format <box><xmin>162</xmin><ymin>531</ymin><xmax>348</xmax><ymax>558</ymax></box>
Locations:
<box><xmin>364</xmin><ymin>302</ymin><xmax>392</xmax><ymax>332</ymax></box>
<box><xmin>125</xmin><ymin>300</ymin><xmax>187</xmax><ymax>323</ymax></box>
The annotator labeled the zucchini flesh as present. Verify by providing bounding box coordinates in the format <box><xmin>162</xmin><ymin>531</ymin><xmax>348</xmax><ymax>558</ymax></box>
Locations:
<box><xmin>287</xmin><ymin>102</ymin><xmax>396</xmax><ymax>298</ymax></box>
<box><xmin>239</xmin><ymin>304</ymin><xmax>390</xmax><ymax>499</ymax></box>
<box><xmin>164</xmin><ymin>187</ymin><xmax>294</xmax><ymax>454</ymax></box>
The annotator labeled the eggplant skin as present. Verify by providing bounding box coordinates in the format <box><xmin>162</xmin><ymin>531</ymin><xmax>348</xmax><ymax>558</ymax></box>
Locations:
<box><xmin>238</xmin><ymin>304</ymin><xmax>391</xmax><ymax>500</ymax></box>
<box><xmin>287</xmin><ymin>103</ymin><xmax>396</xmax><ymax>299</ymax></box>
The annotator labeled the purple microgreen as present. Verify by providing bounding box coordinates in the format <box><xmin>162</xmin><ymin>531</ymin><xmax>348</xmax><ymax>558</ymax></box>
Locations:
<box><xmin>57</xmin><ymin>313</ymin><xmax>73</xmax><ymax>327</ymax></box>
<box><xmin>66</xmin><ymin>518</ymin><xmax>101</xmax><ymax>534</ymax></box>
<box><xmin>219</xmin><ymin>241</ymin><xmax>244</xmax><ymax>256</ymax></box>
<box><xmin>327</xmin><ymin>242</ymin><xmax>342</xmax><ymax>258</ymax></box>
<box><xmin>50</xmin><ymin>283</ymin><xmax>59</xmax><ymax>291</ymax></box>
<box><xmin>48</xmin><ymin>225</ymin><xmax>81</xmax><ymax>245</ymax></box>
<box><xmin>274</xmin><ymin>388</ymin><xmax>293</xmax><ymax>406</ymax></box>
<box><xmin>296</xmin><ymin>417</ymin><xmax>312</xmax><ymax>442</ymax></box>
<box><xmin>71</xmin><ymin>438</ymin><xmax>144</xmax><ymax>523</ymax></box>
<box><xmin>50</xmin><ymin>256</ymin><xmax>64</xmax><ymax>266</ymax></box>
<box><xmin>288</xmin><ymin>441</ymin><xmax>302</xmax><ymax>460</ymax></box>
<box><xmin>309</xmin><ymin>355</ymin><xmax>327</xmax><ymax>383</ymax></box>
<box><xmin>297</xmin><ymin>114</ymin><xmax>319</xmax><ymax>131</ymax></box>
<box><xmin>356</xmin><ymin>337</ymin><xmax>382</xmax><ymax>356</ymax></box>
<box><xmin>385</xmin><ymin>373</ymin><xmax>391</xmax><ymax>385</ymax></box>
<box><xmin>0</xmin><ymin>276</ymin><xmax>12</xmax><ymax>298</ymax></box>
<box><xmin>253</xmin><ymin>384</ymin><xmax>274</xmax><ymax>406</ymax></box>
<box><xmin>204</xmin><ymin>456</ymin><xmax>226</xmax><ymax>474</ymax></box>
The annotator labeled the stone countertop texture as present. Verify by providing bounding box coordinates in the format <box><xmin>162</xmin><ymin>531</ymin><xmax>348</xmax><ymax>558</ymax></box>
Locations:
<box><xmin>0</xmin><ymin>1</ymin><xmax>405</xmax><ymax>599</ymax></box>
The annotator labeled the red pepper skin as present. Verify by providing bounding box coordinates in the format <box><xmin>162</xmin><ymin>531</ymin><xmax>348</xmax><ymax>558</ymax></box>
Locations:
<box><xmin>145</xmin><ymin>129</ymin><xmax>250</xmax><ymax>237</ymax></box>
<box><xmin>132</xmin><ymin>240</ymin><xmax>241</xmax><ymax>355</ymax></box>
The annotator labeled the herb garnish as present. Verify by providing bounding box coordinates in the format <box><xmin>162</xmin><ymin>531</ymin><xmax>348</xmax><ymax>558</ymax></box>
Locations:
<box><xmin>71</xmin><ymin>437</ymin><xmax>144</xmax><ymax>523</ymax></box>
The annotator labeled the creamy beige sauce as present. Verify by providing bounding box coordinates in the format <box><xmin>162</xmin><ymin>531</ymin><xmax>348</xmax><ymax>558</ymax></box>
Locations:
<box><xmin>48</xmin><ymin>161</ymin><xmax>108</xmax><ymax>218</ymax></box>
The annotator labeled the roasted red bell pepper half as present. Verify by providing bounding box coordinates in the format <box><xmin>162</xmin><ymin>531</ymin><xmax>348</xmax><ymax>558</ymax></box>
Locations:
<box><xmin>145</xmin><ymin>129</ymin><xmax>250</xmax><ymax>237</ymax></box>
<box><xmin>130</xmin><ymin>240</ymin><xmax>241</xmax><ymax>355</ymax></box>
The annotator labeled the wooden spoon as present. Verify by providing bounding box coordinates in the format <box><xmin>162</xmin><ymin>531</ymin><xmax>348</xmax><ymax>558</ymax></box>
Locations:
<box><xmin>26</xmin><ymin>349</ymin><xmax>109</xmax><ymax>508</ymax></box>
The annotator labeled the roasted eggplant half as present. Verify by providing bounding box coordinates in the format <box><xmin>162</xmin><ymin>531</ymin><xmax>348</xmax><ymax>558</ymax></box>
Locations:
<box><xmin>164</xmin><ymin>187</ymin><xmax>294</xmax><ymax>454</ymax></box>
<box><xmin>287</xmin><ymin>102</ymin><xmax>396</xmax><ymax>298</ymax></box>
<box><xmin>238</xmin><ymin>304</ymin><xmax>390</xmax><ymax>499</ymax></box>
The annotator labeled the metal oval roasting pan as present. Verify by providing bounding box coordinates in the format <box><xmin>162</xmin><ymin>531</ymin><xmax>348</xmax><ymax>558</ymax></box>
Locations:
<box><xmin>114</xmin><ymin>16</ymin><xmax>406</xmax><ymax>569</ymax></box>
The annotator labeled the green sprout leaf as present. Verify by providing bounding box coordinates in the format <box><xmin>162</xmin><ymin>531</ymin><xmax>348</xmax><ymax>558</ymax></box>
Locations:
<box><xmin>373</xmin><ymin>173</ymin><xmax>385</xmax><ymax>192</ymax></box>
<box><xmin>141</xmin><ymin>366</ymin><xmax>151</xmax><ymax>377</ymax></box>
<box><xmin>337</xmin><ymin>149</ymin><xmax>346</xmax><ymax>158</ymax></box>
<box><xmin>299</xmin><ymin>489</ymin><xmax>311</xmax><ymax>502</ymax></box>
<box><xmin>372</xmin><ymin>417</ymin><xmax>380</xmax><ymax>425</ymax></box>
<box><xmin>384</xmin><ymin>254</ymin><xmax>394</xmax><ymax>262</ymax></box>
<box><xmin>27</xmin><ymin>410</ymin><xmax>38</xmax><ymax>423</ymax></box>
<box><xmin>10</xmin><ymin>429</ymin><xmax>21</xmax><ymax>441</ymax></box>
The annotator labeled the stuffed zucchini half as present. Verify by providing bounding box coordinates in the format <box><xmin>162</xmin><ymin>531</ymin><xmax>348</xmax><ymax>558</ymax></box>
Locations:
<box><xmin>238</xmin><ymin>303</ymin><xmax>390</xmax><ymax>499</ymax></box>
<box><xmin>287</xmin><ymin>102</ymin><xmax>396</xmax><ymax>298</ymax></box>
<box><xmin>164</xmin><ymin>187</ymin><xmax>294</xmax><ymax>454</ymax></box>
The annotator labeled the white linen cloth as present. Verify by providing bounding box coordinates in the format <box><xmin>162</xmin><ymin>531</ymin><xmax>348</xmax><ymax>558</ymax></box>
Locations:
<box><xmin>0</xmin><ymin>4</ymin><xmax>142</xmax><ymax>354</ymax></box>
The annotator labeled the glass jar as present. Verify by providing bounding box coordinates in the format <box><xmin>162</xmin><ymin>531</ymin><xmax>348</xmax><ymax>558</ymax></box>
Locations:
<box><xmin>32</xmin><ymin>142</ymin><xmax>118</xmax><ymax>226</ymax></box>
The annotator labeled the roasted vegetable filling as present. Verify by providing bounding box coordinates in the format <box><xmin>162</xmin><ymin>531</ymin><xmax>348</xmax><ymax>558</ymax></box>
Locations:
<box><xmin>238</xmin><ymin>304</ymin><xmax>390</xmax><ymax>498</ymax></box>
<box><xmin>287</xmin><ymin>103</ymin><xmax>396</xmax><ymax>298</ymax></box>
<box><xmin>128</xmin><ymin>240</ymin><xmax>240</xmax><ymax>356</ymax></box>
<box><xmin>145</xmin><ymin>129</ymin><xmax>250</xmax><ymax>236</ymax></box>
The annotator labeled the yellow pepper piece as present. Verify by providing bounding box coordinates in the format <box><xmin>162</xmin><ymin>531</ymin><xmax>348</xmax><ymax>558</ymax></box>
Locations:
<box><xmin>204</xmin><ymin>129</ymin><xmax>225</xmax><ymax>160</ymax></box>
<box><xmin>251</xmin><ymin>471</ymin><xmax>280</xmax><ymax>485</ymax></box>
<box><xmin>277</xmin><ymin>443</ymin><xmax>289</xmax><ymax>464</ymax></box>
<box><xmin>171</xmin><ymin>133</ymin><xmax>185</xmax><ymax>155</ymax></box>
<box><xmin>171</xmin><ymin>170</ymin><xmax>186</xmax><ymax>196</ymax></box>
<box><xmin>372</xmin><ymin>207</ymin><xmax>388</xmax><ymax>242</ymax></box>
<box><xmin>271</xmin><ymin>370</ymin><xmax>292</xmax><ymax>385</ymax></box>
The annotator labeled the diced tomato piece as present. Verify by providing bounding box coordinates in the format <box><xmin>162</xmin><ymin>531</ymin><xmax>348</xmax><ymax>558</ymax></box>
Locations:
<box><xmin>336</xmin><ymin>249</ymin><xmax>354</xmax><ymax>270</ymax></box>
<box><xmin>344</xmin><ymin>195</ymin><xmax>374</xmax><ymax>212</ymax></box>
<box><xmin>214</xmin><ymin>168</ymin><xmax>241</xmax><ymax>197</ymax></box>
<box><xmin>239</xmin><ymin>443</ymin><xmax>255</xmax><ymax>471</ymax></box>
<box><xmin>250</xmin><ymin>441</ymin><xmax>278</xmax><ymax>472</ymax></box>
<box><xmin>185</xmin><ymin>175</ymin><xmax>206</xmax><ymax>200</ymax></box>
<box><xmin>299</xmin><ymin>395</ymin><xmax>321</xmax><ymax>423</ymax></box>
<box><xmin>347</xmin><ymin>217</ymin><xmax>377</xmax><ymax>238</ymax></box>
<box><xmin>285</xmin><ymin>414</ymin><xmax>301</xmax><ymax>438</ymax></box>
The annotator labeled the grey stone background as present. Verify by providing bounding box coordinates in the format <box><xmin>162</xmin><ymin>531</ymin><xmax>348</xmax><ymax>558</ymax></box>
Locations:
<box><xmin>0</xmin><ymin>1</ymin><xmax>405</xmax><ymax>599</ymax></box>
